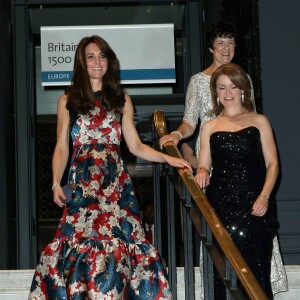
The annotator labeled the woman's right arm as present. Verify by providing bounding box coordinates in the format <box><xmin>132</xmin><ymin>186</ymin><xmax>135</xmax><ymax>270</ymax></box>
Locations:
<box><xmin>159</xmin><ymin>75</ymin><xmax>199</xmax><ymax>148</ymax></box>
<box><xmin>181</xmin><ymin>142</ymin><xmax>198</xmax><ymax>169</ymax></box>
<box><xmin>52</xmin><ymin>94</ymin><xmax>70</xmax><ymax>207</ymax></box>
<box><xmin>195</xmin><ymin>122</ymin><xmax>212</xmax><ymax>188</ymax></box>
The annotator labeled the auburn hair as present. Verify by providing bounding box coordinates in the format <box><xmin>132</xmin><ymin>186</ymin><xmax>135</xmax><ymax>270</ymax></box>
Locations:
<box><xmin>210</xmin><ymin>63</ymin><xmax>255</xmax><ymax>116</ymax></box>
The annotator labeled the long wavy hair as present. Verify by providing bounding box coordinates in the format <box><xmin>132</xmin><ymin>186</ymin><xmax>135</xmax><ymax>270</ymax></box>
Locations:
<box><xmin>210</xmin><ymin>63</ymin><xmax>255</xmax><ymax>116</ymax></box>
<box><xmin>66</xmin><ymin>35</ymin><xmax>125</xmax><ymax>114</ymax></box>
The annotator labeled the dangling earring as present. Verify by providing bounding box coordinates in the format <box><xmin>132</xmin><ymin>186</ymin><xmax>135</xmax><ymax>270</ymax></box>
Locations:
<box><xmin>241</xmin><ymin>91</ymin><xmax>244</xmax><ymax>103</ymax></box>
<box><xmin>217</xmin><ymin>96</ymin><xmax>220</xmax><ymax>106</ymax></box>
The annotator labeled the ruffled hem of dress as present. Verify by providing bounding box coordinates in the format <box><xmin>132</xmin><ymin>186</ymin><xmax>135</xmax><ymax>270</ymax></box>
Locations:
<box><xmin>29</xmin><ymin>236</ymin><xmax>172</xmax><ymax>300</ymax></box>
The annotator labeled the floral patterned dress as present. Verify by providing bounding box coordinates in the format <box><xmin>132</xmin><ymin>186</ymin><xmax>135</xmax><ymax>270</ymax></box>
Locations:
<box><xmin>29</xmin><ymin>97</ymin><xmax>172</xmax><ymax>300</ymax></box>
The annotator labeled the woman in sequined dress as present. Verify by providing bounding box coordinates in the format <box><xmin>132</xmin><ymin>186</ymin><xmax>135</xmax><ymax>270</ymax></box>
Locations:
<box><xmin>28</xmin><ymin>35</ymin><xmax>191</xmax><ymax>300</ymax></box>
<box><xmin>195</xmin><ymin>63</ymin><xmax>278</xmax><ymax>299</ymax></box>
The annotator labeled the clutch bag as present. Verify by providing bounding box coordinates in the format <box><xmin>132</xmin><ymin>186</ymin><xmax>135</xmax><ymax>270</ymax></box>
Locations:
<box><xmin>61</xmin><ymin>183</ymin><xmax>75</xmax><ymax>204</ymax></box>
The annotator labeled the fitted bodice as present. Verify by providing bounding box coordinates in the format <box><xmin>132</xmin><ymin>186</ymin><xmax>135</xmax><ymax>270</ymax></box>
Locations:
<box><xmin>209</xmin><ymin>126</ymin><xmax>266</xmax><ymax>197</ymax></box>
<box><xmin>69</xmin><ymin>100</ymin><xmax>122</xmax><ymax>148</ymax></box>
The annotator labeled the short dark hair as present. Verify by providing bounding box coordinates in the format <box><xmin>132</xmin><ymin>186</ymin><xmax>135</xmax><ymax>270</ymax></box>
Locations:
<box><xmin>205</xmin><ymin>22</ymin><xmax>237</xmax><ymax>49</ymax></box>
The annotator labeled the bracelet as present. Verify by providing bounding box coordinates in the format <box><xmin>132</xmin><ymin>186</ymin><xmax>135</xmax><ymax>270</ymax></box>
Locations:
<box><xmin>52</xmin><ymin>182</ymin><xmax>60</xmax><ymax>191</ymax></box>
<box><xmin>171</xmin><ymin>130</ymin><xmax>183</xmax><ymax>140</ymax></box>
<box><xmin>197</xmin><ymin>167</ymin><xmax>209</xmax><ymax>173</ymax></box>
<box><xmin>258</xmin><ymin>194</ymin><xmax>269</xmax><ymax>204</ymax></box>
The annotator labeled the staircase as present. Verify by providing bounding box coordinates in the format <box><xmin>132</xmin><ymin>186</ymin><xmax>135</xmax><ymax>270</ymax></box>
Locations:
<box><xmin>0</xmin><ymin>266</ymin><xmax>298</xmax><ymax>299</ymax></box>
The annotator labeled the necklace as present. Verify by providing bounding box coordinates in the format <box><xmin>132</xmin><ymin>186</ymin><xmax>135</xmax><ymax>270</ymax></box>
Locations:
<box><xmin>94</xmin><ymin>91</ymin><xmax>101</xmax><ymax>99</ymax></box>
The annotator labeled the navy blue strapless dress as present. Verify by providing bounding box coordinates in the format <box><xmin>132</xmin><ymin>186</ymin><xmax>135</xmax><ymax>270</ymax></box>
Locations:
<box><xmin>206</xmin><ymin>126</ymin><xmax>275</xmax><ymax>299</ymax></box>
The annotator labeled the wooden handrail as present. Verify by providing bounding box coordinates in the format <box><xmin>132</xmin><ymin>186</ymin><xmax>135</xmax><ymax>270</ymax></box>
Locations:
<box><xmin>153</xmin><ymin>110</ymin><xmax>268</xmax><ymax>300</ymax></box>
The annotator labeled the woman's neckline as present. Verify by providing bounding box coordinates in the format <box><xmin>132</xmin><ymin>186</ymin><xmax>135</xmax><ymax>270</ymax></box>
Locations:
<box><xmin>210</xmin><ymin>126</ymin><xmax>259</xmax><ymax>135</ymax></box>
<box><xmin>94</xmin><ymin>91</ymin><xmax>101</xmax><ymax>98</ymax></box>
<box><xmin>200</xmin><ymin>72</ymin><xmax>211</xmax><ymax>77</ymax></box>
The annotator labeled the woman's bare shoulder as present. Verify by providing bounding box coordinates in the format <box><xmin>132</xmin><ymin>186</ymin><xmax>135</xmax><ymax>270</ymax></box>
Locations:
<box><xmin>58</xmin><ymin>93</ymin><xmax>68</xmax><ymax>102</ymax></box>
<box><xmin>202</xmin><ymin>118</ymin><xmax>218</xmax><ymax>133</ymax></box>
<box><xmin>250</xmin><ymin>113</ymin><xmax>270</xmax><ymax>124</ymax></box>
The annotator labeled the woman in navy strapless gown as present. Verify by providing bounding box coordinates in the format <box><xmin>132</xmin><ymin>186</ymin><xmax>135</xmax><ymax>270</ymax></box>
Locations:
<box><xmin>195</xmin><ymin>63</ymin><xmax>279</xmax><ymax>299</ymax></box>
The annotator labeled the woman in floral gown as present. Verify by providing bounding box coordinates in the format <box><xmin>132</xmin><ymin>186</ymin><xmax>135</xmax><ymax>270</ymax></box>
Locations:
<box><xmin>29</xmin><ymin>35</ymin><xmax>191</xmax><ymax>300</ymax></box>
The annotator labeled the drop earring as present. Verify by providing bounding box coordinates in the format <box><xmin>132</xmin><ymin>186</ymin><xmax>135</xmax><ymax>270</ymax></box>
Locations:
<box><xmin>217</xmin><ymin>96</ymin><xmax>220</xmax><ymax>106</ymax></box>
<box><xmin>241</xmin><ymin>92</ymin><xmax>244</xmax><ymax>103</ymax></box>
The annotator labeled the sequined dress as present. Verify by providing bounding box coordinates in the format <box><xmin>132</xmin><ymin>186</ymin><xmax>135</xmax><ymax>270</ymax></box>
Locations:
<box><xmin>183</xmin><ymin>72</ymin><xmax>213</xmax><ymax>160</ymax></box>
<box><xmin>29</xmin><ymin>97</ymin><xmax>172</xmax><ymax>300</ymax></box>
<box><xmin>206</xmin><ymin>127</ymin><xmax>275</xmax><ymax>298</ymax></box>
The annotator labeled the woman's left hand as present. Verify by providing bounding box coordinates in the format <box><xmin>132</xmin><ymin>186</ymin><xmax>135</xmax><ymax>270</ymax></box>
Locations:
<box><xmin>251</xmin><ymin>196</ymin><xmax>268</xmax><ymax>217</ymax></box>
<box><xmin>195</xmin><ymin>168</ymin><xmax>210</xmax><ymax>189</ymax></box>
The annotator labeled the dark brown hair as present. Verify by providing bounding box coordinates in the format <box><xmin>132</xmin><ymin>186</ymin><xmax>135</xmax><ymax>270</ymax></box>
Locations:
<box><xmin>205</xmin><ymin>22</ymin><xmax>237</xmax><ymax>49</ymax></box>
<box><xmin>66</xmin><ymin>35</ymin><xmax>125</xmax><ymax>114</ymax></box>
<box><xmin>210</xmin><ymin>63</ymin><xmax>254</xmax><ymax>116</ymax></box>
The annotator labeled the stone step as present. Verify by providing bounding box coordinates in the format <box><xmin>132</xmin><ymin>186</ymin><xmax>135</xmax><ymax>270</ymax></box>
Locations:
<box><xmin>0</xmin><ymin>266</ymin><xmax>297</xmax><ymax>299</ymax></box>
